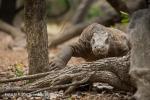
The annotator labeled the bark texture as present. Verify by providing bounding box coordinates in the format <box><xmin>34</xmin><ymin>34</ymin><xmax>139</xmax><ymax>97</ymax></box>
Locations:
<box><xmin>24</xmin><ymin>0</ymin><xmax>49</xmax><ymax>74</ymax></box>
<box><xmin>129</xmin><ymin>9</ymin><xmax>150</xmax><ymax>100</ymax></box>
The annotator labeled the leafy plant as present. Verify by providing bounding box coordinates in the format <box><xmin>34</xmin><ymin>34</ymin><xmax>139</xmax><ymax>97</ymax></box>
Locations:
<box><xmin>14</xmin><ymin>63</ymin><xmax>24</xmax><ymax>77</ymax></box>
<box><xmin>46</xmin><ymin>0</ymin><xmax>69</xmax><ymax>16</ymax></box>
<box><xmin>120</xmin><ymin>11</ymin><xmax>129</xmax><ymax>24</ymax></box>
<box><xmin>86</xmin><ymin>5</ymin><xmax>103</xmax><ymax>20</ymax></box>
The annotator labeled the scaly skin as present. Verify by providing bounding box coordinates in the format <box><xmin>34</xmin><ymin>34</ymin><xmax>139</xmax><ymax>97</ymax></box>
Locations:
<box><xmin>49</xmin><ymin>23</ymin><xmax>130</xmax><ymax>71</ymax></box>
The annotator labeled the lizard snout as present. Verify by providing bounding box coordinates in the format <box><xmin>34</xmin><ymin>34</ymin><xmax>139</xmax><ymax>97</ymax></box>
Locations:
<box><xmin>93</xmin><ymin>45</ymin><xmax>107</xmax><ymax>56</ymax></box>
<box><xmin>94</xmin><ymin>45</ymin><xmax>105</xmax><ymax>51</ymax></box>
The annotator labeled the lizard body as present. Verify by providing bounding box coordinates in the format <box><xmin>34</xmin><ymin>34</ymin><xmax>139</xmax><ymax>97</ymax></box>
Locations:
<box><xmin>49</xmin><ymin>23</ymin><xmax>130</xmax><ymax>70</ymax></box>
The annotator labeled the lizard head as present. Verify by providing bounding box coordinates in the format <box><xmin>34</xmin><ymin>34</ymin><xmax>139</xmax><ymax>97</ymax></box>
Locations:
<box><xmin>90</xmin><ymin>31</ymin><xmax>110</xmax><ymax>56</ymax></box>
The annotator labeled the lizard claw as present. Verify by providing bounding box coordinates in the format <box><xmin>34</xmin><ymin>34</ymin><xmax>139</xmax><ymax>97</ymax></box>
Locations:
<box><xmin>49</xmin><ymin>59</ymin><xmax>65</xmax><ymax>71</ymax></box>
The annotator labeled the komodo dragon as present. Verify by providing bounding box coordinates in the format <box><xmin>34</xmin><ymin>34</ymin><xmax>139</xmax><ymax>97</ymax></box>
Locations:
<box><xmin>49</xmin><ymin>23</ymin><xmax>131</xmax><ymax>70</ymax></box>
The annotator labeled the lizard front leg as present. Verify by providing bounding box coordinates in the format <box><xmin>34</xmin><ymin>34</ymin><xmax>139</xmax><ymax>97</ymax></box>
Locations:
<box><xmin>49</xmin><ymin>46</ymin><xmax>73</xmax><ymax>71</ymax></box>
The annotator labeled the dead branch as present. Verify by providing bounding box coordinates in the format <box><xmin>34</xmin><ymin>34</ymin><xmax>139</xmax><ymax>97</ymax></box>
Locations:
<box><xmin>0</xmin><ymin>66</ymin><xmax>76</xmax><ymax>83</ymax></box>
<box><xmin>0</xmin><ymin>87</ymin><xmax>34</xmax><ymax>94</ymax></box>
<box><xmin>0</xmin><ymin>72</ymin><xmax>51</xmax><ymax>83</ymax></box>
<box><xmin>71</xmin><ymin>0</ymin><xmax>95</xmax><ymax>24</ymax></box>
<box><xmin>0</xmin><ymin>20</ymin><xmax>25</xmax><ymax>39</ymax></box>
<box><xmin>30</xmin><ymin>72</ymin><xmax>94</xmax><ymax>94</ymax></box>
<box><xmin>0</xmin><ymin>72</ymin><xmax>93</xmax><ymax>94</ymax></box>
<box><xmin>0</xmin><ymin>72</ymin><xmax>92</xmax><ymax>94</ymax></box>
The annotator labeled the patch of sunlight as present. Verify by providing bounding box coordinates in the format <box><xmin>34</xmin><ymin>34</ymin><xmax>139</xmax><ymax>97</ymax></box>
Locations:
<box><xmin>47</xmin><ymin>24</ymin><xmax>63</xmax><ymax>35</ymax></box>
<box><xmin>47</xmin><ymin>22</ymin><xmax>71</xmax><ymax>35</ymax></box>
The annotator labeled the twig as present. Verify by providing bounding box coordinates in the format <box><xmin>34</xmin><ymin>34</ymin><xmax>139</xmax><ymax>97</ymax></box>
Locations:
<box><xmin>0</xmin><ymin>72</ymin><xmax>94</xmax><ymax>94</ymax></box>
<box><xmin>0</xmin><ymin>71</ymin><xmax>51</xmax><ymax>83</ymax></box>
<box><xmin>0</xmin><ymin>87</ymin><xmax>34</xmax><ymax>94</ymax></box>
<box><xmin>30</xmin><ymin>72</ymin><xmax>95</xmax><ymax>94</ymax></box>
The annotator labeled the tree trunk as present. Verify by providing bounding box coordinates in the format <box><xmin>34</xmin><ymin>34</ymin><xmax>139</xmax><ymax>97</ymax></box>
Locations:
<box><xmin>129</xmin><ymin>9</ymin><xmax>150</xmax><ymax>100</ymax></box>
<box><xmin>24</xmin><ymin>0</ymin><xmax>49</xmax><ymax>74</ymax></box>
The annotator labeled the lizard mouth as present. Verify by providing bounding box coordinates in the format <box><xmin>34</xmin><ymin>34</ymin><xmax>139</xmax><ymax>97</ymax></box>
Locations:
<box><xmin>93</xmin><ymin>49</ymin><xmax>108</xmax><ymax>56</ymax></box>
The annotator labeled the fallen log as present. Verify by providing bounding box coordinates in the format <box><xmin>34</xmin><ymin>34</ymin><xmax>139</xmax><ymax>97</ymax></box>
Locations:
<box><xmin>0</xmin><ymin>54</ymin><xmax>136</xmax><ymax>94</ymax></box>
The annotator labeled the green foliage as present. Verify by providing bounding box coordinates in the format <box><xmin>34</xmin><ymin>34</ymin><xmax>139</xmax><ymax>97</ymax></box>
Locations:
<box><xmin>15</xmin><ymin>68</ymin><xmax>24</xmax><ymax>77</ymax></box>
<box><xmin>46</xmin><ymin>2</ymin><xmax>52</xmax><ymax>15</ymax></box>
<box><xmin>58</xmin><ymin>0</ymin><xmax>68</xmax><ymax>6</ymax></box>
<box><xmin>86</xmin><ymin>5</ymin><xmax>103</xmax><ymax>20</ymax></box>
<box><xmin>14</xmin><ymin>63</ymin><xmax>24</xmax><ymax>77</ymax></box>
<box><xmin>120</xmin><ymin>11</ymin><xmax>129</xmax><ymax>24</ymax></box>
<box><xmin>46</xmin><ymin>0</ymin><xmax>69</xmax><ymax>16</ymax></box>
